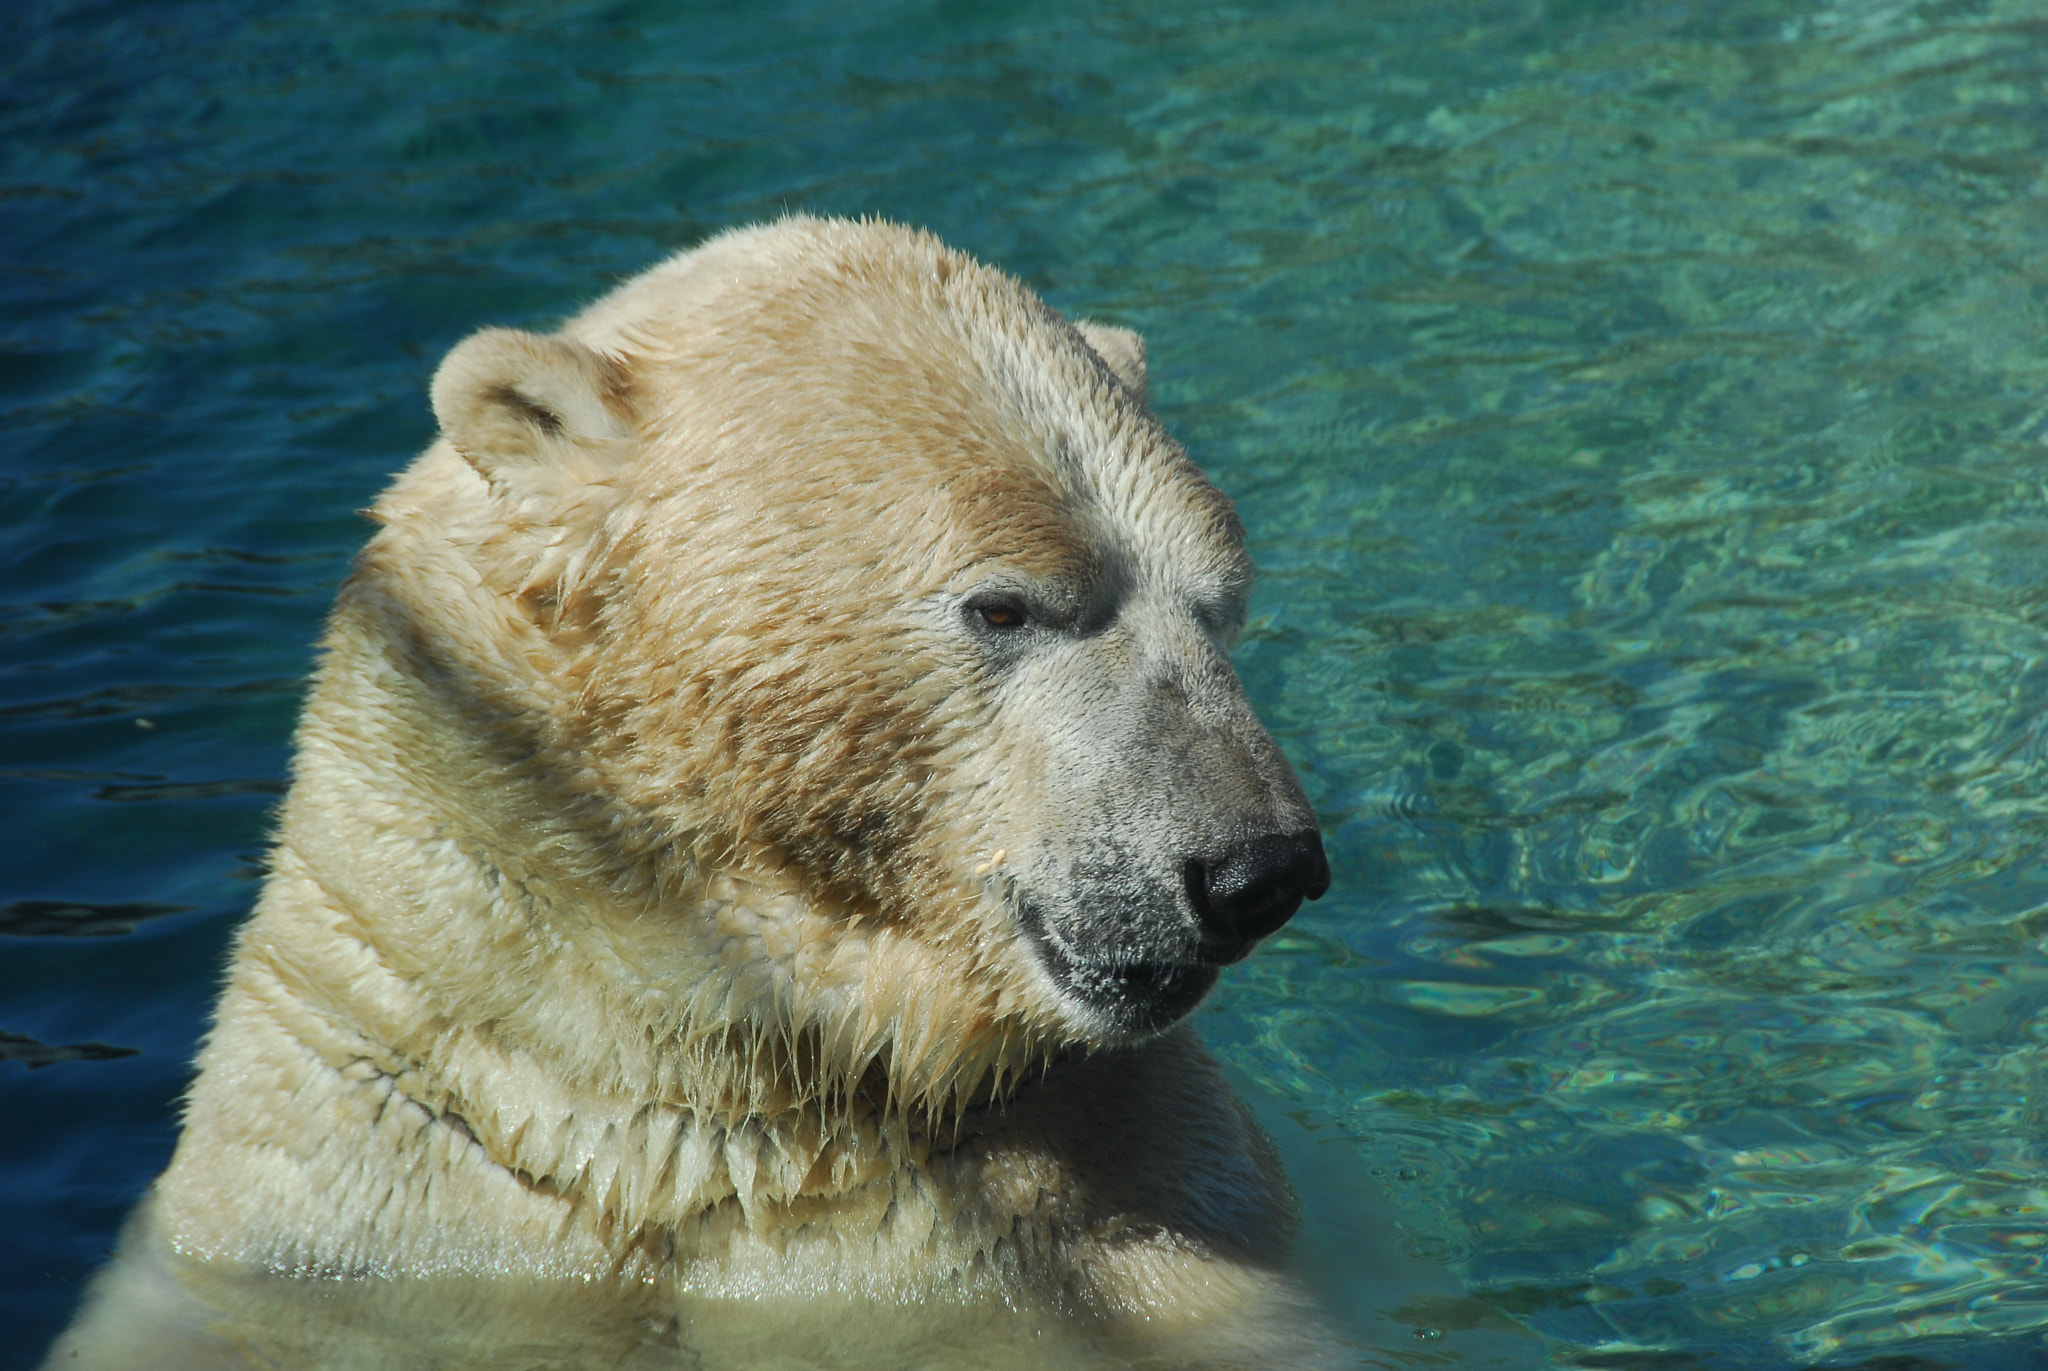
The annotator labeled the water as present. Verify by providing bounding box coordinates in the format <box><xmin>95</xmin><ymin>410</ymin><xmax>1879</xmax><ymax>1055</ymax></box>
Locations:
<box><xmin>5</xmin><ymin>0</ymin><xmax>2048</xmax><ymax>1365</ymax></box>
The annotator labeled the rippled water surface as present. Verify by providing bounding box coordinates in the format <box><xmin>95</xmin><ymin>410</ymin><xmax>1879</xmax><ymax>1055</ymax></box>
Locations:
<box><xmin>6</xmin><ymin>1</ymin><xmax>2048</xmax><ymax>1366</ymax></box>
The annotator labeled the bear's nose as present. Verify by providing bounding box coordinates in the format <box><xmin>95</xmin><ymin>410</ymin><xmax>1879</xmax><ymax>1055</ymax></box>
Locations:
<box><xmin>1185</xmin><ymin>830</ymin><xmax>1330</xmax><ymax>959</ymax></box>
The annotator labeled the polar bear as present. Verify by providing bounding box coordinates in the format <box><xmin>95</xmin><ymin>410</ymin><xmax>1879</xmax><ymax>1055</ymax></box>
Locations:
<box><xmin>49</xmin><ymin>217</ymin><xmax>1333</xmax><ymax>1369</ymax></box>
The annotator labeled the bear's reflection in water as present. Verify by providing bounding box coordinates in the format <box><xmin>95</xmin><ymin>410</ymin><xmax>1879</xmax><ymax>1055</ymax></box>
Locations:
<box><xmin>55</xmin><ymin>1198</ymin><xmax>1148</xmax><ymax>1371</ymax></box>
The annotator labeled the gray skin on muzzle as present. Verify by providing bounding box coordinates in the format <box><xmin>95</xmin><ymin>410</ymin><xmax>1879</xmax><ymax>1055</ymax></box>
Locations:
<box><xmin>968</xmin><ymin>576</ymin><xmax>1330</xmax><ymax>1041</ymax></box>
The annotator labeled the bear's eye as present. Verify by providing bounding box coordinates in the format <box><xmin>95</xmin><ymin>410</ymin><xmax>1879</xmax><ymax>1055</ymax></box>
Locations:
<box><xmin>968</xmin><ymin>596</ymin><xmax>1030</xmax><ymax>633</ymax></box>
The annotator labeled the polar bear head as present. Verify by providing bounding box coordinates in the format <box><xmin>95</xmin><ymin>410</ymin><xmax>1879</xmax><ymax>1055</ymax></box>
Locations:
<box><xmin>405</xmin><ymin>218</ymin><xmax>1325</xmax><ymax>1103</ymax></box>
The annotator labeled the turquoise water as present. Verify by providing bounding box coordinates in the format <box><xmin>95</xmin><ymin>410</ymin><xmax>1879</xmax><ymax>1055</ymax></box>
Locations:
<box><xmin>6</xmin><ymin>0</ymin><xmax>2048</xmax><ymax>1365</ymax></box>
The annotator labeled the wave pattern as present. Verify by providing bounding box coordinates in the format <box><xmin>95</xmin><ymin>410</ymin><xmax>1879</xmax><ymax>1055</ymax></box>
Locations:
<box><xmin>7</xmin><ymin>0</ymin><xmax>2048</xmax><ymax>1365</ymax></box>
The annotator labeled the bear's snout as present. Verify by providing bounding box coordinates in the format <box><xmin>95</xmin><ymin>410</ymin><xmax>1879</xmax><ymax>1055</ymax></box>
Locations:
<box><xmin>1185</xmin><ymin>829</ymin><xmax>1330</xmax><ymax>963</ymax></box>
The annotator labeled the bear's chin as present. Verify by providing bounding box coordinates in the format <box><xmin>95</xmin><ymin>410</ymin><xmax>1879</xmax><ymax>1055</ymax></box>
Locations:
<box><xmin>1023</xmin><ymin>930</ymin><xmax>1223</xmax><ymax>1040</ymax></box>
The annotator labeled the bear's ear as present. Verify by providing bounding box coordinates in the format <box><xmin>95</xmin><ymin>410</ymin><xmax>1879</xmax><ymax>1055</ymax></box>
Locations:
<box><xmin>1074</xmin><ymin>320</ymin><xmax>1149</xmax><ymax>406</ymax></box>
<box><xmin>431</xmin><ymin>327</ymin><xmax>634</xmax><ymax>487</ymax></box>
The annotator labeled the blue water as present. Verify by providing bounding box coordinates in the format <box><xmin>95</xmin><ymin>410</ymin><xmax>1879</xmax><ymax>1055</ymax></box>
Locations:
<box><xmin>7</xmin><ymin>0</ymin><xmax>2048</xmax><ymax>1365</ymax></box>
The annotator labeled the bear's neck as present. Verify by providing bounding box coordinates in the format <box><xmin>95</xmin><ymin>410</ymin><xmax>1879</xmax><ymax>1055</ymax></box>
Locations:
<box><xmin>258</xmin><ymin>566</ymin><xmax>1045</xmax><ymax>1243</ymax></box>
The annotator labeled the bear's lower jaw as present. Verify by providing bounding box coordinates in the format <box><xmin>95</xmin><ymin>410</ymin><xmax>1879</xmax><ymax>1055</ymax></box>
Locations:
<box><xmin>1019</xmin><ymin>914</ymin><xmax>1221</xmax><ymax>1038</ymax></box>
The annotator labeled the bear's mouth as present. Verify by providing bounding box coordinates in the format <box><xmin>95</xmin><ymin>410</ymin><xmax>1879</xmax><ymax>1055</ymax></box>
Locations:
<box><xmin>1017</xmin><ymin>899</ymin><xmax>1220</xmax><ymax>1037</ymax></box>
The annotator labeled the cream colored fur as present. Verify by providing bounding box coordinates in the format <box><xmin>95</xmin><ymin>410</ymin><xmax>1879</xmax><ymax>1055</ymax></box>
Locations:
<box><xmin>51</xmin><ymin>218</ymin><xmax>1336</xmax><ymax>1369</ymax></box>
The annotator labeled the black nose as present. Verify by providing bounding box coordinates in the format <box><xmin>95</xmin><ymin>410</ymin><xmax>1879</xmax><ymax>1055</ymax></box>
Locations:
<box><xmin>1186</xmin><ymin>830</ymin><xmax>1330</xmax><ymax>955</ymax></box>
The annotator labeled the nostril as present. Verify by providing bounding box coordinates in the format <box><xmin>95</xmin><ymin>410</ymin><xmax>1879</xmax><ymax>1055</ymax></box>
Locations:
<box><xmin>1196</xmin><ymin>830</ymin><xmax>1329</xmax><ymax>946</ymax></box>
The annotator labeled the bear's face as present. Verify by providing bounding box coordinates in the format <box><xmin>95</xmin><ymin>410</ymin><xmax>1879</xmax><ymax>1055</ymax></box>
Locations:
<box><xmin>428</xmin><ymin>220</ymin><xmax>1325</xmax><ymax>1066</ymax></box>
